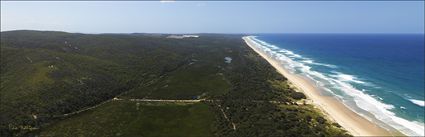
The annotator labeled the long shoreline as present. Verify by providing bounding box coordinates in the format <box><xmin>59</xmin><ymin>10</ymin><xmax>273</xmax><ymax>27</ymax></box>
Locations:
<box><xmin>243</xmin><ymin>36</ymin><xmax>399</xmax><ymax>136</ymax></box>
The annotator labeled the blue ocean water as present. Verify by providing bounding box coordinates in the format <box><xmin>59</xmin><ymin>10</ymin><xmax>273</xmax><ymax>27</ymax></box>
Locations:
<box><xmin>250</xmin><ymin>34</ymin><xmax>424</xmax><ymax>136</ymax></box>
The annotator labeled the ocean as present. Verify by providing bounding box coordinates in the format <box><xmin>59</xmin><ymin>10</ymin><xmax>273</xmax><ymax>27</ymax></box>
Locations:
<box><xmin>250</xmin><ymin>34</ymin><xmax>424</xmax><ymax>136</ymax></box>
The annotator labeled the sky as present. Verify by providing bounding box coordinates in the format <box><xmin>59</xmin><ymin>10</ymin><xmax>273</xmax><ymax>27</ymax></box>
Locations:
<box><xmin>1</xmin><ymin>1</ymin><xmax>424</xmax><ymax>34</ymax></box>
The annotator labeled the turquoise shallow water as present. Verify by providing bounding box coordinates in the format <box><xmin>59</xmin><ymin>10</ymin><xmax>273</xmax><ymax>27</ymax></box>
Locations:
<box><xmin>249</xmin><ymin>34</ymin><xmax>424</xmax><ymax>136</ymax></box>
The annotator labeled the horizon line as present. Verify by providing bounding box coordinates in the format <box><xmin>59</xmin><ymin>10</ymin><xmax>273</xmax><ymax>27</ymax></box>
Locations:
<box><xmin>1</xmin><ymin>29</ymin><xmax>424</xmax><ymax>35</ymax></box>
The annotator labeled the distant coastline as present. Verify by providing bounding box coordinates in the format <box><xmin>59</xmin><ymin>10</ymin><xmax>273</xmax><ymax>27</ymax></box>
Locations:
<box><xmin>243</xmin><ymin>36</ymin><xmax>401</xmax><ymax>136</ymax></box>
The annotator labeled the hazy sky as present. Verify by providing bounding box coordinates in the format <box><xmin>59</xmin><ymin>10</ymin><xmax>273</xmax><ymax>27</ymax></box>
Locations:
<box><xmin>1</xmin><ymin>1</ymin><xmax>424</xmax><ymax>34</ymax></box>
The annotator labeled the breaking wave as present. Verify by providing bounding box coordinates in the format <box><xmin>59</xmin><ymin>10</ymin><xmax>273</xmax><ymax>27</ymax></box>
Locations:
<box><xmin>409</xmin><ymin>99</ymin><xmax>425</xmax><ymax>107</ymax></box>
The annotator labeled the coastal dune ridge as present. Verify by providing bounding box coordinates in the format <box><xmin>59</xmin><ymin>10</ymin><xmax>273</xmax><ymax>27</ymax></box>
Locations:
<box><xmin>243</xmin><ymin>36</ymin><xmax>424</xmax><ymax>136</ymax></box>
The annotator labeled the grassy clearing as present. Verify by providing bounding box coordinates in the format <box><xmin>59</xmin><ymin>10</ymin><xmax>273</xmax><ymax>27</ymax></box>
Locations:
<box><xmin>39</xmin><ymin>101</ymin><xmax>215</xmax><ymax>137</ymax></box>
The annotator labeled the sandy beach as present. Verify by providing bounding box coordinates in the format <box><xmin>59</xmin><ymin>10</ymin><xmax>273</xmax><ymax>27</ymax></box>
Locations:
<box><xmin>243</xmin><ymin>36</ymin><xmax>399</xmax><ymax>136</ymax></box>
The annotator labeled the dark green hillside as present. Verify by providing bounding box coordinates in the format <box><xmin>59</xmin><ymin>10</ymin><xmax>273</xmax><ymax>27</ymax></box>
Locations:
<box><xmin>1</xmin><ymin>30</ymin><xmax>349</xmax><ymax>137</ymax></box>
<box><xmin>39</xmin><ymin>101</ymin><xmax>215</xmax><ymax>137</ymax></box>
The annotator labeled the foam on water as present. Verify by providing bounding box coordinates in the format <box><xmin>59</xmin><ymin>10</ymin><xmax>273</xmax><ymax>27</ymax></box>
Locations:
<box><xmin>409</xmin><ymin>99</ymin><xmax>425</xmax><ymax>107</ymax></box>
<box><xmin>246</xmin><ymin>36</ymin><xmax>425</xmax><ymax>136</ymax></box>
<box><xmin>330</xmin><ymin>72</ymin><xmax>366</xmax><ymax>84</ymax></box>
<box><xmin>302</xmin><ymin>59</ymin><xmax>338</xmax><ymax>68</ymax></box>
<box><xmin>253</xmin><ymin>38</ymin><xmax>337</xmax><ymax>69</ymax></box>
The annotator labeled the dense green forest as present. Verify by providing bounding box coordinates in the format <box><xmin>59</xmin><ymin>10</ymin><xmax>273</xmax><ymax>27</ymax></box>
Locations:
<box><xmin>0</xmin><ymin>30</ymin><xmax>350</xmax><ymax>136</ymax></box>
